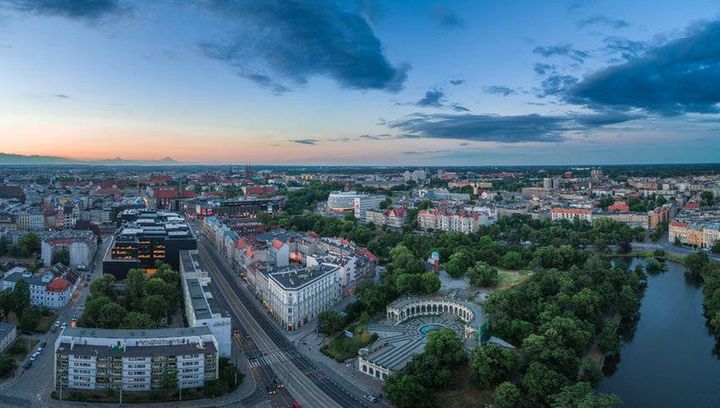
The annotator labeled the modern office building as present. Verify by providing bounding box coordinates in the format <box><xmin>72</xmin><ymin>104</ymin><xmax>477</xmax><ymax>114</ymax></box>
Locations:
<box><xmin>41</xmin><ymin>230</ymin><xmax>97</xmax><ymax>267</ymax></box>
<box><xmin>352</xmin><ymin>194</ymin><xmax>386</xmax><ymax>217</ymax></box>
<box><xmin>327</xmin><ymin>191</ymin><xmax>363</xmax><ymax>211</ymax></box>
<box><xmin>54</xmin><ymin>326</ymin><xmax>219</xmax><ymax>392</ymax></box>
<box><xmin>179</xmin><ymin>250</ymin><xmax>232</xmax><ymax>358</ymax></box>
<box><xmin>215</xmin><ymin>196</ymin><xmax>284</xmax><ymax>217</ymax></box>
<box><xmin>103</xmin><ymin>211</ymin><xmax>196</xmax><ymax>279</ymax></box>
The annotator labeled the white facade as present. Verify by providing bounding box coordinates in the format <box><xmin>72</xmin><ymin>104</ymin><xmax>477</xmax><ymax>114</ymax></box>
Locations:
<box><xmin>327</xmin><ymin>191</ymin><xmax>362</xmax><ymax>211</ymax></box>
<box><xmin>353</xmin><ymin>195</ymin><xmax>386</xmax><ymax>217</ymax></box>
<box><xmin>266</xmin><ymin>265</ymin><xmax>341</xmax><ymax>330</ymax></box>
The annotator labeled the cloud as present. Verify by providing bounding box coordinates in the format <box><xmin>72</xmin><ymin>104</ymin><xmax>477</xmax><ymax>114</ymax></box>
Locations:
<box><xmin>538</xmin><ymin>74</ymin><xmax>578</xmax><ymax>97</ymax></box>
<box><xmin>200</xmin><ymin>0</ymin><xmax>408</xmax><ymax>93</ymax></box>
<box><xmin>449</xmin><ymin>79</ymin><xmax>464</xmax><ymax>86</ymax></box>
<box><xmin>602</xmin><ymin>36</ymin><xmax>647</xmax><ymax>61</ymax></box>
<box><xmin>54</xmin><ymin>93</ymin><xmax>70</xmax><ymax>99</ymax></box>
<box><xmin>430</xmin><ymin>6</ymin><xmax>463</xmax><ymax>29</ymax></box>
<box><xmin>451</xmin><ymin>104</ymin><xmax>470</xmax><ymax>112</ymax></box>
<box><xmin>1</xmin><ymin>0</ymin><xmax>126</xmax><ymax>20</ymax></box>
<box><xmin>533</xmin><ymin>44</ymin><xmax>590</xmax><ymax>63</ymax></box>
<box><xmin>416</xmin><ymin>88</ymin><xmax>445</xmax><ymax>108</ymax></box>
<box><xmin>290</xmin><ymin>139</ymin><xmax>319</xmax><ymax>145</ymax></box>
<box><xmin>577</xmin><ymin>15</ymin><xmax>630</xmax><ymax>29</ymax></box>
<box><xmin>566</xmin><ymin>20</ymin><xmax>720</xmax><ymax>115</ymax></box>
<box><xmin>483</xmin><ymin>85</ymin><xmax>516</xmax><ymax>96</ymax></box>
<box><xmin>533</xmin><ymin>63</ymin><xmax>556</xmax><ymax>75</ymax></box>
<box><xmin>386</xmin><ymin>111</ymin><xmax>639</xmax><ymax>143</ymax></box>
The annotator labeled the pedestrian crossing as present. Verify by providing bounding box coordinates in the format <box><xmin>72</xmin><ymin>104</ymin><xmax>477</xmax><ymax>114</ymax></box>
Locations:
<box><xmin>248</xmin><ymin>350</ymin><xmax>291</xmax><ymax>368</ymax></box>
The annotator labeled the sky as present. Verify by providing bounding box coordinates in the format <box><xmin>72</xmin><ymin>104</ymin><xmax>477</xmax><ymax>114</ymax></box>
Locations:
<box><xmin>0</xmin><ymin>0</ymin><xmax>719</xmax><ymax>166</ymax></box>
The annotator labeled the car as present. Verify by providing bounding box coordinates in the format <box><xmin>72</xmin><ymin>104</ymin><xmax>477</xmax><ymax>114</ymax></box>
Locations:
<box><xmin>40</xmin><ymin>341</ymin><xmax>47</xmax><ymax>347</ymax></box>
<box><xmin>291</xmin><ymin>401</ymin><xmax>303</xmax><ymax>408</ymax></box>
<box><xmin>363</xmin><ymin>394</ymin><xmax>379</xmax><ymax>403</ymax></box>
<box><xmin>29</xmin><ymin>356</ymin><xmax>36</xmax><ymax>362</ymax></box>
<box><xmin>265</xmin><ymin>385</ymin><xmax>276</xmax><ymax>395</ymax></box>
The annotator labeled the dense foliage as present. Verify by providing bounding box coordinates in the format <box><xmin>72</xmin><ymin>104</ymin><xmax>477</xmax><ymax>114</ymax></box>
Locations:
<box><xmin>79</xmin><ymin>263</ymin><xmax>180</xmax><ymax>329</ymax></box>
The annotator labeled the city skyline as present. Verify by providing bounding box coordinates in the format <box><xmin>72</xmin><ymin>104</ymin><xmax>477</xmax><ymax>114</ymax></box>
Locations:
<box><xmin>1</xmin><ymin>0</ymin><xmax>720</xmax><ymax>165</ymax></box>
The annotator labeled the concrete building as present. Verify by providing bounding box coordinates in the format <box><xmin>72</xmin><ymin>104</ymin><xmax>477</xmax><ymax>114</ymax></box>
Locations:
<box><xmin>0</xmin><ymin>322</ymin><xmax>17</xmax><ymax>353</ymax></box>
<box><xmin>179</xmin><ymin>250</ymin><xmax>232</xmax><ymax>358</ymax></box>
<box><xmin>364</xmin><ymin>208</ymin><xmax>408</xmax><ymax>228</ymax></box>
<box><xmin>353</xmin><ymin>195</ymin><xmax>386</xmax><ymax>218</ymax></box>
<box><xmin>266</xmin><ymin>264</ymin><xmax>341</xmax><ymax>330</ymax></box>
<box><xmin>669</xmin><ymin>219</ymin><xmax>720</xmax><ymax>249</ymax></box>
<box><xmin>327</xmin><ymin>191</ymin><xmax>364</xmax><ymax>211</ymax></box>
<box><xmin>16</xmin><ymin>211</ymin><xmax>44</xmax><ymax>231</ymax></box>
<box><xmin>54</xmin><ymin>326</ymin><xmax>219</xmax><ymax>392</ymax></box>
<box><xmin>41</xmin><ymin>230</ymin><xmax>97</xmax><ymax>267</ymax></box>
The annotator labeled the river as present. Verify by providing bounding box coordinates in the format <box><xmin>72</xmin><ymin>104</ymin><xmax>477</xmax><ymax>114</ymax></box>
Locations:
<box><xmin>599</xmin><ymin>258</ymin><xmax>720</xmax><ymax>407</ymax></box>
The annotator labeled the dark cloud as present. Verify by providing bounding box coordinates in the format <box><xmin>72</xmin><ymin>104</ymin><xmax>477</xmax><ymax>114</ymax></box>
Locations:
<box><xmin>533</xmin><ymin>63</ymin><xmax>556</xmax><ymax>75</ymax></box>
<box><xmin>533</xmin><ymin>44</ymin><xmax>589</xmax><ymax>63</ymax></box>
<box><xmin>1</xmin><ymin>0</ymin><xmax>126</xmax><ymax>20</ymax></box>
<box><xmin>386</xmin><ymin>111</ymin><xmax>638</xmax><ymax>143</ymax></box>
<box><xmin>602</xmin><ymin>36</ymin><xmax>647</xmax><ymax>61</ymax></box>
<box><xmin>200</xmin><ymin>0</ymin><xmax>408</xmax><ymax>93</ymax></box>
<box><xmin>54</xmin><ymin>93</ymin><xmax>70</xmax><ymax>99</ymax></box>
<box><xmin>577</xmin><ymin>15</ymin><xmax>630</xmax><ymax>29</ymax></box>
<box><xmin>451</xmin><ymin>104</ymin><xmax>470</xmax><ymax>112</ymax></box>
<box><xmin>416</xmin><ymin>88</ymin><xmax>445</xmax><ymax>108</ymax></box>
<box><xmin>538</xmin><ymin>74</ymin><xmax>578</xmax><ymax>97</ymax></box>
<box><xmin>290</xmin><ymin>139</ymin><xmax>319</xmax><ymax>145</ymax></box>
<box><xmin>566</xmin><ymin>20</ymin><xmax>720</xmax><ymax>115</ymax></box>
<box><xmin>449</xmin><ymin>79</ymin><xmax>464</xmax><ymax>86</ymax></box>
<box><xmin>431</xmin><ymin>6</ymin><xmax>463</xmax><ymax>29</ymax></box>
<box><xmin>483</xmin><ymin>85</ymin><xmax>516</xmax><ymax>97</ymax></box>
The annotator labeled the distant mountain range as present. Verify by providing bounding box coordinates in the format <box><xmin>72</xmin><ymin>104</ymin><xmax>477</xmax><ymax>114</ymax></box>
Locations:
<box><xmin>0</xmin><ymin>153</ymin><xmax>183</xmax><ymax>166</ymax></box>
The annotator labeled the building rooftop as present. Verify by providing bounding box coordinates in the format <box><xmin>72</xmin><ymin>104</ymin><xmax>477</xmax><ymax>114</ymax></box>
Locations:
<box><xmin>61</xmin><ymin>325</ymin><xmax>212</xmax><ymax>340</ymax></box>
<box><xmin>268</xmin><ymin>263</ymin><xmax>340</xmax><ymax>290</ymax></box>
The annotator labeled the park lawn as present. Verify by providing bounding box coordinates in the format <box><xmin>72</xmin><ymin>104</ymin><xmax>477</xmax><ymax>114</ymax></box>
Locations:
<box><xmin>496</xmin><ymin>268</ymin><xmax>533</xmax><ymax>289</ymax></box>
<box><xmin>321</xmin><ymin>325</ymin><xmax>378</xmax><ymax>363</ymax></box>
<box><xmin>434</xmin><ymin>364</ymin><xmax>494</xmax><ymax>408</ymax></box>
<box><xmin>4</xmin><ymin>336</ymin><xmax>38</xmax><ymax>363</ymax></box>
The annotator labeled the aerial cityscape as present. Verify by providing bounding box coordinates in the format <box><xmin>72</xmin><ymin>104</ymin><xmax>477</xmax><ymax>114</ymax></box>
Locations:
<box><xmin>0</xmin><ymin>1</ymin><xmax>719</xmax><ymax>408</ymax></box>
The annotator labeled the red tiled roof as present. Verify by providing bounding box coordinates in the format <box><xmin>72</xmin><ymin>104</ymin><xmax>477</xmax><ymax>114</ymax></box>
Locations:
<box><xmin>47</xmin><ymin>277</ymin><xmax>70</xmax><ymax>292</ymax></box>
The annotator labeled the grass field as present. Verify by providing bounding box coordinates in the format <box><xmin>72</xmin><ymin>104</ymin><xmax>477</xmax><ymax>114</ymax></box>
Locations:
<box><xmin>496</xmin><ymin>268</ymin><xmax>534</xmax><ymax>289</ymax></box>
<box><xmin>321</xmin><ymin>325</ymin><xmax>378</xmax><ymax>362</ymax></box>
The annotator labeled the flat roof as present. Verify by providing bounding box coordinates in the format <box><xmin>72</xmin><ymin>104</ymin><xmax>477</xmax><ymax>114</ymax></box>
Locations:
<box><xmin>61</xmin><ymin>326</ymin><xmax>212</xmax><ymax>339</ymax></box>
<box><xmin>269</xmin><ymin>264</ymin><xmax>339</xmax><ymax>290</ymax></box>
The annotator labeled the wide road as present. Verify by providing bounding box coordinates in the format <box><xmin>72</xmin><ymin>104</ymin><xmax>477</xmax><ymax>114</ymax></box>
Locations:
<box><xmin>197</xmin><ymin>237</ymin><xmax>370</xmax><ymax>408</ymax></box>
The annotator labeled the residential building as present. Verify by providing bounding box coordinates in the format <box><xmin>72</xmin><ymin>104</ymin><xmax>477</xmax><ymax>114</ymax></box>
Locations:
<box><xmin>669</xmin><ymin>219</ymin><xmax>720</xmax><ymax>249</ymax></box>
<box><xmin>550</xmin><ymin>208</ymin><xmax>593</xmax><ymax>222</ymax></box>
<box><xmin>54</xmin><ymin>327</ymin><xmax>219</xmax><ymax>392</ymax></box>
<box><xmin>41</xmin><ymin>230</ymin><xmax>97</xmax><ymax>267</ymax></box>
<box><xmin>1</xmin><ymin>266</ymin><xmax>80</xmax><ymax>308</ymax></box>
<box><xmin>364</xmin><ymin>208</ymin><xmax>408</xmax><ymax>228</ymax></box>
<box><xmin>417</xmin><ymin>208</ymin><xmax>482</xmax><ymax>234</ymax></box>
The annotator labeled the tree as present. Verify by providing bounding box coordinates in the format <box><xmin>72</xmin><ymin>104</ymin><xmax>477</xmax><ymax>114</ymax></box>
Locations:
<box><xmin>0</xmin><ymin>290</ymin><xmax>15</xmax><ymax>321</ymax></box>
<box><xmin>317</xmin><ymin>311</ymin><xmax>345</xmax><ymax>335</ymax></box>
<box><xmin>493</xmin><ymin>381</ymin><xmax>522</xmax><ymax>408</ymax></box>
<box><xmin>385</xmin><ymin>375</ymin><xmax>434</xmax><ymax>408</ymax></box>
<box><xmin>701</xmin><ymin>191</ymin><xmax>715</xmax><ymax>206</ymax></box>
<box><xmin>396</xmin><ymin>273</ymin><xmax>423</xmax><ymax>295</ymax></box>
<box><xmin>0</xmin><ymin>237</ymin><xmax>8</xmax><ymax>257</ymax></box>
<box><xmin>160</xmin><ymin>371</ymin><xmax>178</xmax><ymax>390</ymax></box>
<box><xmin>144</xmin><ymin>295</ymin><xmax>168</xmax><ymax>326</ymax></box>
<box><xmin>12</xmin><ymin>279</ymin><xmax>31</xmax><ymax>318</ymax></box>
<box><xmin>425</xmin><ymin>328</ymin><xmax>466</xmax><ymax>366</ymax></box>
<box><xmin>89</xmin><ymin>274</ymin><xmax>116</xmax><ymax>301</ymax></box>
<box><xmin>121</xmin><ymin>312</ymin><xmax>156</xmax><ymax>329</ymax></box>
<box><xmin>18</xmin><ymin>308</ymin><xmax>40</xmax><ymax>331</ymax></box>
<box><xmin>685</xmin><ymin>251</ymin><xmax>710</xmax><ymax>279</ymax></box>
<box><xmin>444</xmin><ymin>249</ymin><xmax>475</xmax><ymax>278</ymax></box>
<box><xmin>15</xmin><ymin>233</ymin><xmax>40</xmax><ymax>258</ymax></box>
<box><xmin>713</xmin><ymin>241</ymin><xmax>720</xmax><ymax>255</ymax></box>
<box><xmin>420</xmin><ymin>272</ymin><xmax>441</xmax><ymax>294</ymax></box>
<box><xmin>472</xmin><ymin>344</ymin><xmax>520</xmax><ymax>389</ymax></box>
<box><xmin>97</xmin><ymin>302</ymin><xmax>127</xmax><ymax>329</ymax></box>
<box><xmin>0</xmin><ymin>356</ymin><xmax>16</xmax><ymax>377</ymax></box>
<box><xmin>467</xmin><ymin>261</ymin><xmax>499</xmax><ymax>287</ymax></box>
<box><xmin>550</xmin><ymin>382</ymin><xmax>620</xmax><ymax>408</ymax></box>
<box><xmin>125</xmin><ymin>269</ymin><xmax>146</xmax><ymax>310</ymax></box>
<box><xmin>79</xmin><ymin>296</ymin><xmax>114</xmax><ymax>327</ymax></box>
<box><xmin>500</xmin><ymin>251</ymin><xmax>525</xmax><ymax>270</ymax></box>
<box><xmin>521</xmin><ymin>362</ymin><xmax>570</xmax><ymax>407</ymax></box>
<box><xmin>578</xmin><ymin>357</ymin><xmax>604</xmax><ymax>386</ymax></box>
<box><xmin>51</xmin><ymin>248</ymin><xmax>70</xmax><ymax>266</ymax></box>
